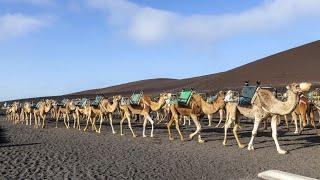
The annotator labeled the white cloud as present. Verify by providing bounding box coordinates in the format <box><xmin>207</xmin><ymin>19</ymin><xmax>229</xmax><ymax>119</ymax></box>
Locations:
<box><xmin>86</xmin><ymin>0</ymin><xmax>320</xmax><ymax>44</ymax></box>
<box><xmin>0</xmin><ymin>14</ymin><xmax>48</xmax><ymax>41</ymax></box>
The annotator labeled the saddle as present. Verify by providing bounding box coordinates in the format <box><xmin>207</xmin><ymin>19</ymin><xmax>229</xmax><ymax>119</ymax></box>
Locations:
<box><xmin>57</xmin><ymin>99</ymin><xmax>68</xmax><ymax>107</ymax></box>
<box><xmin>120</xmin><ymin>97</ymin><xmax>130</xmax><ymax>106</ymax></box>
<box><xmin>177</xmin><ymin>89</ymin><xmax>193</xmax><ymax>106</ymax></box>
<box><xmin>130</xmin><ymin>91</ymin><xmax>143</xmax><ymax>105</ymax></box>
<box><xmin>207</xmin><ymin>95</ymin><xmax>217</xmax><ymax>103</ymax></box>
<box><xmin>75</xmin><ymin>98</ymin><xmax>87</xmax><ymax>108</ymax></box>
<box><xmin>224</xmin><ymin>90</ymin><xmax>239</xmax><ymax>103</ymax></box>
<box><xmin>91</xmin><ymin>96</ymin><xmax>103</xmax><ymax>107</ymax></box>
<box><xmin>238</xmin><ymin>86</ymin><xmax>258</xmax><ymax>106</ymax></box>
<box><xmin>308</xmin><ymin>89</ymin><xmax>320</xmax><ymax>108</ymax></box>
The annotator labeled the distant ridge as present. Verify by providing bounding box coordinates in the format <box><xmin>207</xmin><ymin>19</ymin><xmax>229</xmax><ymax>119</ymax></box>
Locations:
<box><xmin>71</xmin><ymin>40</ymin><xmax>320</xmax><ymax>96</ymax></box>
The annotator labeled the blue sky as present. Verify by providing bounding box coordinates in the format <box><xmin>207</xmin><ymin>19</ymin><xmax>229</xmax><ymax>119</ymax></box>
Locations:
<box><xmin>0</xmin><ymin>0</ymin><xmax>320</xmax><ymax>101</ymax></box>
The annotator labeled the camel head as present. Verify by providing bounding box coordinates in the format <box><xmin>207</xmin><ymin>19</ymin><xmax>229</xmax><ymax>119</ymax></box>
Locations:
<box><xmin>68</xmin><ymin>100</ymin><xmax>76</xmax><ymax>111</ymax></box>
<box><xmin>112</xmin><ymin>95</ymin><xmax>122</xmax><ymax>102</ymax></box>
<box><xmin>286</xmin><ymin>82</ymin><xmax>311</xmax><ymax>94</ymax></box>
<box><xmin>44</xmin><ymin>99</ymin><xmax>54</xmax><ymax>112</ymax></box>
<box><xmin>217</xmin><ymin>91</ymin><xmax>226</xmax><ymax>99</ymax></box>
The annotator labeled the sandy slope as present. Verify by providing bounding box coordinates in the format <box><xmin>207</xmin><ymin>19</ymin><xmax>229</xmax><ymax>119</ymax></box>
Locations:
<box><xmin>0</xmin><ymin>116</ymin><xmax>320</xmax><ymax>179</ymax></box>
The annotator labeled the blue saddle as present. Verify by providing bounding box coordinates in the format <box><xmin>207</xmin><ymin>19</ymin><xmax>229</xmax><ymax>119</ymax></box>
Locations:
<box><xmin>239</xmin><ymin>86</ymin><xmax>257</xmax><ymax>106</ymax></box>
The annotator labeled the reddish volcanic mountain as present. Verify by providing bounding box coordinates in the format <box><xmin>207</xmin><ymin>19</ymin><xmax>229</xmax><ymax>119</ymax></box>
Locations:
<box><xmin>73</xmin><ymin>40</ymin><xmax>320</xmax><ymax>96</ymax></box>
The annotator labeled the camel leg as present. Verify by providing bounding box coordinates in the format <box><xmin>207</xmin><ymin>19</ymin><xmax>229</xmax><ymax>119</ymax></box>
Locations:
<box><xmin>208</xmin><ymin>114</ymin><xmax>212</xmax><ymax>126</ymax></box>
<box><xmin>29</xmin><ymin>113</ymin><xmax>32</xmax><ymax>126</ymax></box>
<box><xmin>91</xmin><ymin>117</ymin><xmax>96</xmax><ymax>131</ymax></box>
<box><xmin>284</xmin><ymin>115</ymin><xmax>289</xmax><ymax>131</ymax></box>
<box><xmin>127</xmin><ymin>114</ymin><xmax>136</xmax><ymax>137</ymax></box>
<box><xmin>42</xmin><ymin>114</ymin><xmax>46</xmax><ymax>128</ymax></box>
<box><xmin>174</xmin><ymin>116</ymin><xmax>184</xmax><ymax>141</ymax></box>
<box><xmin>97</xmin><ymin>114</ymin><xmax>103</xmax><ymax>133</ymax></box>
<box><xmin>34</xmin><ymin>113</ymin><xmax>38</xmax><ymax>128</ymax></box>
<box><xmin>83</xmin><ymin>116</ymin><xmax>90</xmax><ymax>132</ymax></box>
<box><xmin>55</xmin><ymin>111</ymin><xmax>60</xmax><ymax>128</ymax></box>
<box><xmin>109</xmin><ymin>113</ymin><xmax>116</xmax><ymax>134</ymax></box>
<box><xmin>298</xmin><ymin>114</ymin><xmax>304</xmax><ymax>135</ymax></box>
<box><xmin>292</xmin><ymin>112</ymin><xmax>299</xmax><ymax>134</ymax></box>
<box><xmin>120</xmin><ymin>115</ymin><xmax>126</xmax><ymax>136</ymax></box>
<box><xmin>271</xmin><ymin>116</ymin><xmax>287</xmax><ymax>154</ymax></box>
<box><xmin>73</xmin><ymin>113</ymin><xmax>76</xmax><ymax>129</ymax></box>
<box><xmin>182</xmin><ymin>116</ymin><xmax>186</xmax><ymax>126</ymax></box>
<box><xmin>215</xmin><ymin>109</ymin><xmax>224</xmax><ymax>127</ymax></box>
<box><xmin>67</xmin><ymin>114</ymin><xmax>70</xmax><ymax>129</ymax></box>
<box><xmin>247</xmin><ymin>118</ymin><xmax>261</xmax><ymax>151</ymax></box>
<box><xmin>37</xmin><ymin>114</ymin><xmax>41</xmax><ymax>127</ymax></box>
<box><xmin>166</xmin><ymin>116</ymin><xmax>175</xmax><ymax>141</ymax></box>
<box><xmin>189</xmin><ymin>115</ymin><xmax>204</xmax><ymax>143</ymax></box>
<box><xmin>233</xmin><ymin>119</ymin><xmax>245</xmax><ymax>149</ymax></box>
<box><xmin>142</xmin><ymin>116</ymin><xmax>147</xmax><ymax>138</ymax></box>
<box><xmin>146</xmin><ymin>115</ymin><xmax>154</xmax><ymax>137</ymax></box>
<box><xmin>223</xmin><ymin>118</ymin><xmax>233</xmax><ymax>146</ymax></box>
<box><xmin>77</xmin><ymin>114</ymin><xmax>81</xmax><ymax>130</ymax></box>
<box><xmin>63</xmin><ymin>114</ymin><xmax>67</xmax><ymax>128</ymax></box>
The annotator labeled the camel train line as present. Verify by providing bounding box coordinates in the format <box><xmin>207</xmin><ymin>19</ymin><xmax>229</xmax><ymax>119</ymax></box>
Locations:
<box><xmin>2</xmin><ymin>81</ymin><xmax>320</xmax><ymax>154</ymax></box>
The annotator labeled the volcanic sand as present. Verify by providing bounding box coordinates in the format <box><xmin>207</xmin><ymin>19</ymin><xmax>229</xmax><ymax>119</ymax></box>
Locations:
<box><xmin>0</xmin><ymin>116</ymin><xmax>319</xmax><ymax>179</ymax></box>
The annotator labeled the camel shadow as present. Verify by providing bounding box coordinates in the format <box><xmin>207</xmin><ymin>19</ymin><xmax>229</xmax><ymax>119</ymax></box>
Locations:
<box><xmin>0</xmin><ymin>127</ymin><xmax>9</xmax><ymax>144</ymax></box>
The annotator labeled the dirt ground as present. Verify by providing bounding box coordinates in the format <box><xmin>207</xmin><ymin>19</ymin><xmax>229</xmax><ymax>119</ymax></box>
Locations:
<box><xmin>0</xmin><ymin>116</ymin><xmax>319</xmax><ymax>179</ymax></box>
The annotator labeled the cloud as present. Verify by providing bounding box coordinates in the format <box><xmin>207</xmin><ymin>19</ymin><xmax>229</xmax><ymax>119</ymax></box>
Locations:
<box><xmin>0</xmin><ymin>14</ymin><xmax>48</xmax><ymax>41</ymax></box>
<box><xmin>86</xmin><ymin>0</ymin><xmax>320</xmax><ymax>44</ymax></box>
<box><xmin>0</xmin><ymin>0</ymin><xmax>54</xmax><ymax>6</ymax></box>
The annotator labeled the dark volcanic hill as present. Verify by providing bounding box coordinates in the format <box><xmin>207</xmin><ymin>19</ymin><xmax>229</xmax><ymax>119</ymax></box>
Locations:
<box><xmin>72</xmin><ymin>40</ymin><xmax>320</xmax><ymax>96</ymax></box>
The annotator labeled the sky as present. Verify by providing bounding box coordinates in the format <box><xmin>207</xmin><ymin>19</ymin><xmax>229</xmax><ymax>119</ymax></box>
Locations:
<box><xmin>0</xmin><ymin>0</ymin><xmax>320</xmax><ymax>101</ymax></box>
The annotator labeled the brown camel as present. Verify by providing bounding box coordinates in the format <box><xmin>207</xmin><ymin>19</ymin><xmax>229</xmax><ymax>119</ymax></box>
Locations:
<box><xmin>22</xmin><ymin>102</ymin><xmax>34</xmax><ymax>126</ymax></box>
<box><xmin>55</xmin><ymin>99</ymin><xmax>76</xmax><ymax>129</ymax></box>
<box><xmin>97</xmin><ymin>95</ymin><xmax>122</xmax><ymax>134</ymax></box>
<box><xmin>167</xmin><ymin>91</ymin><xmax>225</xmax><ymax>143</ymax></box>
<box><xmin>74</xmin><ymin>99</ymin><xmax>90</xmax><ymax>130</ymax></box>
<box><xmin>119</xmin><ymin>93</ymin><xmax>171</xmax><ymax>138</ymax></box>
<box><xmin>33</xmin><ymin>100</ymin><xmax>54</xmax><ymax>128</ymax></box>
<box><xmin>224</xmin><ymin>82</ymin><xmax>310</xmax><ymax>154</ymax></box>
<box><xmin>292</xmin><ymin>94</ymin><xmax>317</xmax><ymax>134</ymax></box>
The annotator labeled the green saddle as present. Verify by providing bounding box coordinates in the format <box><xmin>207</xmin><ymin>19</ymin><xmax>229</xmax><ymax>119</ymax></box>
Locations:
<box><xmin>57</xmin><ymin>99</ymin><xmax>67</xmax><ymax>107</ymax></box>
<box><xmin>75</xmin><ymin>98</ymin><xmax>87</xmax><ymax>108</ymax></box>
<box><xmin>239</xmin><ymin>86</ymin><xmax>257</xmax><ymax>106</ymax></box>
<box><xmin>91</xmin><ymin>96</ymin><xmax>103</xmax><ymax>107</ymax></box>
<box><xmin>130</xmin><ymin>91</ymin><xmax>143</xmax><ymax>105</ymax></box>
<box><xmin>178</xmin><ymin>89</ymin><xmax>193</xmax><ymax>106</ymax></box>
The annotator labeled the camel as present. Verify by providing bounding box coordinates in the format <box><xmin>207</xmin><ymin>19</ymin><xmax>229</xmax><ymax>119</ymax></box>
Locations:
<box><xmin>22</xmin><ymin>102</ymin><xmax>34</xmax><ymax>126</ymax></box>
<box><xmin>119</xmin><ymin>101</ymin><xmax>137</xmax><ymax>137</ymax></box>
<box><xmin>206</xmin><ymin>95</ymin><xmax>225</xmax><ymax>127</ymax></box>
<box><xmin>33</xmin><ymin>100</ymin><xmax>54</xmax><ymax>128</ymax></box>
<box><xmin>73</xmin><ymin>98</ymin><xmax>90</xmax><ymax>130</ymax></box>
<box><xmin>291</xmin><ymin>94</ymin><xmax>316</xmax><ymax>134</ymax></box>
<box><xmin>224</xmin><ymin>82</ymin><xmax>311</xmax><ymax>154</ymax></box>
<box><xmin>167</xmin><ymin>91</ymin><xmax>225</xmax><ymax>143</ymax></box>
<box><xmin>7</xmin><ymin>102</ymin><xmax>20</xmax><ymax>124</ymax></box>
<box><xmin>83</xmin><ymin>97</ymin><xmax>105</xmax><ymax>133</ymax></box>
<box><xmin>119</xmin><ymin>92</ymin><xmax>171</xmax><ymax>138</ymax></box>
<box><xmin>55</xmin><ymin>99</ymin><xmax>76</xmax><ymax>129</ymax></box>
<box><xmin>97</xmin><ymin>95</ymin><xmax>122</xmax><ymax>134</ymax></box>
